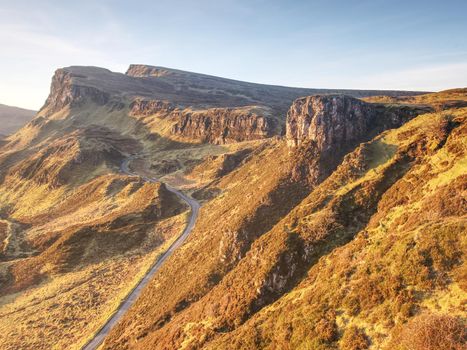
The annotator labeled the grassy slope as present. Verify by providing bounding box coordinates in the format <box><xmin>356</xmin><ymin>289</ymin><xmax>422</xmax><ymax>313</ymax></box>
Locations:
<box><xmin>363</xmin><ymin>88</ymin><xmax>467</xmax><ymax>110</ymax></box>
<box><xmin>100</xmin><ymin>139</ymin><xmax>316</xmax><ymax>349</ymax></box>
<box><xmin>102</xmin><ymin>106</ymin><xmax>466</xmax><ymax>350</ymax></box>
<box><xmin>0</xmin><ymin>172</ymin><xmax>187</xmax><ymax>350</ymax></box>
<box><xmin>0</xmin><ymin>103</ymin><xmax>191</xmax><ymax>349</ymax></box>
<box><xmin>205</xmin><ymin>108</ymin><xmax>466</xmax><ymax>350</ymax></box>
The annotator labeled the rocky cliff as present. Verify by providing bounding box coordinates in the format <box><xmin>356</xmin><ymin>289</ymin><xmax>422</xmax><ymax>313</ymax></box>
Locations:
<box><xmin>36</xmin><ymin>66</ymin><xmax>427</xmax><ymax>146</ymax></box>
<box><xmin>286</xmin><ymin>94</ymin><xmax>431</xmax><ymax>152</ymax></box>
<box><xmin>285</xmin><ymin>94</ymin><xmax>431</xmax><ymax>185</ymax></box>
<box><xmin>170</xmin><ymin>107</ymin><xmax>277</xmax><ymax>144</ymax></box>
<box><xmin>286</xmin><ymin>95</ymin><xmax>375</xmax><ymax>150</ymax></box>
<box><xmin>40</xmin><ymin>69</ymin><xmax>110</xmax><ymax>115</ymax></box>
<box><xmin>129</xmin><ymin>98</ymin><xmax>176</xmax><ymax>116</ymax></box>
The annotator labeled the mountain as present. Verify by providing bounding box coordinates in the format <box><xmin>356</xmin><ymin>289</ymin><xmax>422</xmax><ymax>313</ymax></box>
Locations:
<box><xmin>0</xmin><ymin>65</ymin><xmax>464</xmax><ymax>350</ymax></box>
<box><xmin>0</xmin><ymin>103</ymin><xmax>36</xmax><ymax>136</ymax></box>
<box><xmin>36</xmin><ymin>65</ymin><xmax>424</xmax><ymax>145</ymax></box>
<box><xmin>99</xmin><ymin>92</ymin><xmax>466</xmax><ymax>350</ymax></box>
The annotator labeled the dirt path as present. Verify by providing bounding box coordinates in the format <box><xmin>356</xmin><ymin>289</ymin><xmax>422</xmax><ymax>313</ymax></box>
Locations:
<box><xmin>81</xmin><ymin>157</ymin><xmax>200</xmax><ymax>350</ymax></box>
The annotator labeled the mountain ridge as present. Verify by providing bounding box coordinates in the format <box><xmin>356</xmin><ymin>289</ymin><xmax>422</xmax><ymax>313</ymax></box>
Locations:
<box><xmin>0</xmin><ymin>64</ymin><xmax>464</xmax><ymax>350</ymax></box>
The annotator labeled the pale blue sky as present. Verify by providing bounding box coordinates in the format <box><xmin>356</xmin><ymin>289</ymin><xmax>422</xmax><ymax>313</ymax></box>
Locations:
<box><xmin>1</xmin><ymin>0</ymin><xmax>466</xmax><ymax>109</ymax></box>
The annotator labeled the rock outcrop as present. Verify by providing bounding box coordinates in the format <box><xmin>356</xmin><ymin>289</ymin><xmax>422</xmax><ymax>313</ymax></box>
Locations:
<box><xmin>129</xmin><ymin>98</ymin><xmax>175</xmax><ymax>116</ymax></box>
<box><xmin>285</xmin><ymin>94</ymin><xmax>431</xmax><ymax>184</ymax></box>
<box><xmin>286</xmin><ymin>95</ymin><xmax>375</xmax><ymax>151</ymax></box>
<box><xmin>40</xmin><ymin>69</ymin><xmax>110</xmax><ymax>115</ymax></box>
<box><xmin>126</xmin><ymin>64</ymin><xmax>174</xmax><ymax>78</ymax></box>
<box><xmin>286</xmin><ymin>94</ymin><xmax>430</xmax><ymax>154</ymax></box>
<box><xmin>171</xmin><ymin>107</ymin><xmax>277</xmax><ymax>144</ymax></box>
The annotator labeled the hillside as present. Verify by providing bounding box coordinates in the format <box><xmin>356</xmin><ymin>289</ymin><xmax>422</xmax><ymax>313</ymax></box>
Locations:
<box><xmin>100</xmin><ymin>93</ymin><xmax>466</xmax><ymax>350</ymax></box>
<box><xmin>363</xmin><ymin>88</ymin><xmax>467</xmax><ymax>110</ymax></box>
<box><xmin>0</xmin><ymin>103</ymin><xmax>36</xmax><ymax>136</ymax></box>
<box><xmin>0</xmin><ymin>64</ymin><xmax>464</xmax><ymax>350</ymax></box>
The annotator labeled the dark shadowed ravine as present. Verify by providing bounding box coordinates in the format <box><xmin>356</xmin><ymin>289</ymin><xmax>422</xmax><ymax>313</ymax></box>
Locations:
<box><xmin>81</xmin><ymin>156</ymin><xmax>200</xmax><ymax>350</ymax></box>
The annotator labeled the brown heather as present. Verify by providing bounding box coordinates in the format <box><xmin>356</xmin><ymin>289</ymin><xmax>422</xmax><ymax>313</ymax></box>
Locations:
<box><xmin>0</xmin><ymin>65</ymin><xmax>465</xmax><ymax>350</ymax></box>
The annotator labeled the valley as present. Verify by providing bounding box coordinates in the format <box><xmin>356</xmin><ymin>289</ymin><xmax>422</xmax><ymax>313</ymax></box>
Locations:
<box><xmin>82</xmin><ymin>156</ymin><xmax>200</xmax><ymax>350</ymax></box>
<box><xmin>0</xmin><ymin>65</ymin><xmax>464</xmax><ymax>350</ymax></box>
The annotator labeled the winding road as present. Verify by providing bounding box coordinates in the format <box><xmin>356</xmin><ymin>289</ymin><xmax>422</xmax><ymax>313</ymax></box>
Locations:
<box><xmin>82</xmin><ymin>156</ymin><xmax>200</xmax><ymax>350</ymax></box>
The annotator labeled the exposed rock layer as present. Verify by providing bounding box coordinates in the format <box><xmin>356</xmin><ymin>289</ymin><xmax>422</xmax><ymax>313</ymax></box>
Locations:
<box><xmin>41</xmin><ymin>69</ymin><xmax>110</xmax><ymax>115</ymax></box>
<box><xmin>38</xmin><ymin>65</ymin><xmax>427</xmax><ymax>144</ymax></box>
<box><xmin>286</xmin><ymin>94</ymin><xmax>430</xmax><ymax>153</ymax></box>
<box><xmin>171</xmin><ymin>108</ymin><xmax>277</xmax><ymax>144</ymax></box>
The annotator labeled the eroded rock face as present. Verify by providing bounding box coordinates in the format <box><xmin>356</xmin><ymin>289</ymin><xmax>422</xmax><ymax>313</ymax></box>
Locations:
<box><xmin>286</xmin><ymin>94</ymin><xmax>430</xmax><ymax>154</ymax></box>
<box><xmin>129</xmin><ymin>97</ymin><xmax>277</xmax><ymax>144</ymax></box>
<box><xmin>286</xmin><ymin>95</ymin><xmax>376</xmax><ymax>153</ymax></box>
<box><xmin>129</xmin><ymin>98</ymin><xmax>175</xmax><ymax>116</ymax></box>
<box><xmin>171</xmin><ymin>108</ymin><xmax>277</xmax><ymax>144</ymax></box>
<box><xmin>285</xmin><ymin>94</ymin><xmax>430</xmax><ymax>185</ymax></box>
<box><xmin>40</xmin><ymin>69</ymin><xmax>110</xmax><ymax>115</ymax></box>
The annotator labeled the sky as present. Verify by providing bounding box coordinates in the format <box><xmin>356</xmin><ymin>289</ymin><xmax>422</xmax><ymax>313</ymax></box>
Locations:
<box><xmin>1</xmin><ymin>0</ymin><xmax>466</xmax><ymax>110</ymax></box>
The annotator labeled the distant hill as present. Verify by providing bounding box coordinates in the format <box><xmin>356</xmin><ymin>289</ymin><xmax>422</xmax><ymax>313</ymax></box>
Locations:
<box><xmin>0</xmin><ymin>103</ymin><xmax>36</xmax><ymax>135</ymax></box>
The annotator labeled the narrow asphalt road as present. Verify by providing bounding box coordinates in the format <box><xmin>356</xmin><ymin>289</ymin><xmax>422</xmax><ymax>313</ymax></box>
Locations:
<box><xmin>81</xmin><ymin>156</ymin><xmax>200</xmax><ymax>350</ymax></box>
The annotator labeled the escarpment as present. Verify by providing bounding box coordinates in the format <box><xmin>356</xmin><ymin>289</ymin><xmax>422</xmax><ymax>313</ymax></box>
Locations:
<box><xmin>129</xmin><ymin>98</ymin><xmax>176</xmax><ymax>116</ymax></box>
<box><xmin>36</xmin><ymin>65</ymin><xmax>425</xmax><ymax>146</ymax></box>
<box><xmin>285</xmin><ymin>94</ymin><xmax>430</xmax><ymax>184</ymax></box>
<box><xmin>286</xmin><ymin>94</ymin><xmax>429</xmax><ymax>152</ymax></box>
<box><xmin>170</xmin><ymin>107</ymin><xmax>277</xmax><ymax>144</ymax></box>
<box><xmin>40</xmin><ymin>69</ymin><xmax>111</xmax><ymax>115</ymax></box>
<box><xmin>3</xmin><ymin>62</ymin><xmax>461</xmax><ymax>350</ymax></box>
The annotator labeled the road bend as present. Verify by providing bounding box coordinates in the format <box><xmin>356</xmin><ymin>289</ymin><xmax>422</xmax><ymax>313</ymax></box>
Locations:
<box><xmin>82</xmin><ymin>156</ymin><xmax>200</xmax><ymax>350</ymax></box>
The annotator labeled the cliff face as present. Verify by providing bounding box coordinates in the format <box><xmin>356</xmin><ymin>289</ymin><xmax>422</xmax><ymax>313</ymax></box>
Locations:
<box><xmin>126</xmin><ymin>64</ymin><xmax>174</xmax><ymax>78</ymax></box>
<box><xmin>286</xmin><ymin>94</ymin><xmax>431</xmax><ymax>153</ymax></box>
<box><xmin>286</xmin><ymin>95</ymin><xmax>375</xmax><ymax>152</ymax></box>
<box><xmin>35</xmin><ymin>66</ymin><xmax>428</xmax><ymax>147</ymax></box>
<box><xmin>129</xmin><ymin>98</ymin><xmax>175</xmax><ymax>116</ymax></box>
<box><xmin>129</xmin><ymin>98</ymin><xmax>277</xmax><ymax>144</ymax></box>
<box><xmin>170</xmin><ymin>107</ymin><xmax>277</xmax><ymax>144</ymax></box>
<box><xmin>40</xmin><ymin>69</ymin><xmax>110</xmax><ymax>115</ymax></box>
<box><xmin>285</xmin><ymin>94</ymin><xmax>431</xmax><ymax>185</ymax></box>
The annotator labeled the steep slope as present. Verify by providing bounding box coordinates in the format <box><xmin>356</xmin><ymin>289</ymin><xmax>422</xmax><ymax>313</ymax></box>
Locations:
<box><xmin>0</xmin><ymin>103</ymin><xmax>36</xmax><ymax>135</ymax></box>
<box><xmin>0</xmin><ymin>63</ymin><xmax>460</xmax><ymax>350</ymax></box>
<box><xmin>206</xmin><ymin>107</ymin><xmax>466</xmax><ymax>350</ymax></box>
<box><xmin>99</xmin><ymin>95</ymin><xmax>438</xmax><ymax>350</ymax></box>
<box><xmin>0</xmin><ymin>126</ymin><xmax>140</xmax><ymax>218</ymax></box>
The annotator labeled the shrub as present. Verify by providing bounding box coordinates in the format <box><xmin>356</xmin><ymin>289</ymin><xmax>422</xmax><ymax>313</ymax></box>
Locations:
<box><xmin>314</xmin><ymin>316</ymin><xmax>338</xmax><ymax>342</ymax></box>
<box><xmin>386</xmin><ymin>313</ymin><xmax>466</xmax><ymax>350</ymax></box>
<box><xmin>340</xmin><ymin>326</ymin><xmax>370</xmax><ymax>350</ymax></box>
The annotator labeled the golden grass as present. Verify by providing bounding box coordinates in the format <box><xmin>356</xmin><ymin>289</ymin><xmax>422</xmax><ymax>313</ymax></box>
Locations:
<box><xmin>0</xmin><ymin>213</ymin><xmax>187</xmax><ymax>350</ymax></box>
